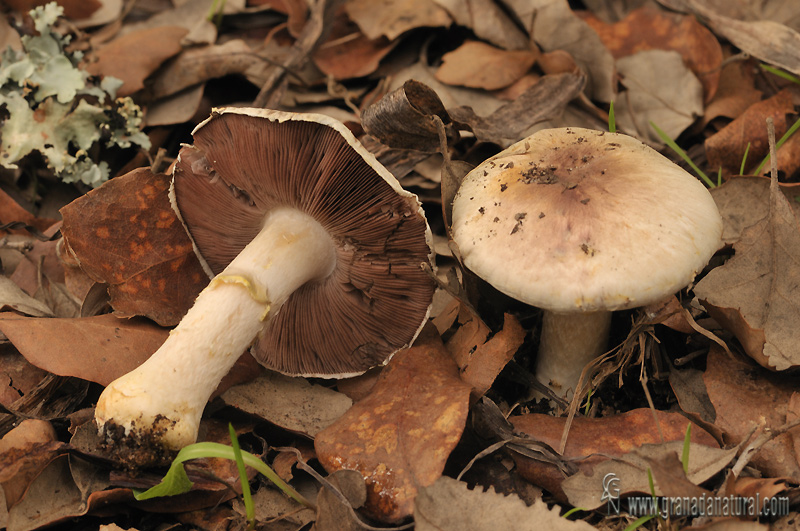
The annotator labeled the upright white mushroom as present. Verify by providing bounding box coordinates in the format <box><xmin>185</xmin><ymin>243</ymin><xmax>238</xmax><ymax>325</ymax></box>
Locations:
<box><xmin>451</xmin><ymin>127</ymin><xmax>722</xmax><ymax>398</ymax></box>
<box><xmin>95</xmin><ymin>108</ymin><xmax>436</xmax><ymax>464</ymax></box>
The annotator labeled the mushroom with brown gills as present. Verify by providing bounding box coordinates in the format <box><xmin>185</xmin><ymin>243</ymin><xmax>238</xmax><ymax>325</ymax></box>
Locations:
<box><xmin>95</xmin><ymin>108</ymin><xmax>436</xmax><ymax>462</ymax></box>
<box><xmin>450</xmin><ymin>127</ymin><xmax>722</xmax><ymax>399</ymax></box>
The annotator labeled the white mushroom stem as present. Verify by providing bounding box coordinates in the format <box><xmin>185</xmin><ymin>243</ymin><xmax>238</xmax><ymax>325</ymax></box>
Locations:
<box><xmin>535</xmin><ymin>310</ymin><xmax>612</xmax><ymax>399</ymax></box>
<box><xmin>95</xmin><ymin>207</ymin><xmax>336</xmax><ymax>450</ymax></box>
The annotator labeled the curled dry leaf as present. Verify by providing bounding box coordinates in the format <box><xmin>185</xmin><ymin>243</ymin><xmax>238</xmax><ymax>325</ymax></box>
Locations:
<box><xmin>705</xmin><ymin>89</ymin><xmax>793</xmax><ymax>178</ymax></box>
<box><xmin>60</xmin><ymin>167</ymin><xmax>209</xmax><ymax>326</ymax></box>
<box><xmin>702</xmin><ymin>346</ymin><xmax>800</xmax><ymax>480</ymax></box>
<box><xmin>695</xmin><ymin>171</ymin><xmax>800</xmax><ymax>371</ymax></box>
<box><xmin>361</xmin><ymin>79</ymin><xmax>456</xmax><ymax>152</ymax></box>
<box><xmin>581</xmin><ymin>5</ymin><xmax>723</xmax><ymax>102</ymax></box>
<box><xmin>0</xmin><ymin>276</ymin><xmax>53</xmax><ymax>317</ymax></box>
<box><xmin>414</xmin><ymin>476</ymin><xmax>596</xmax><ymax>531</ymax></box>
<box><xmin>435</xmin><ymin>40</ymin><xmax>537</xmax><ymax>91</ymax></box>
<box><xmin>448</xmin><ymin>72</ymin><xmax>586</xmax><ymax>146</ymax></box>
<box><xmin>510</xmin><ymin>408</ymin><xmax>719</xmax><ymax>503</ymax></box>
<box><xmin>702</xmin><ymin>57</ymin><xmax>762</xmax><ymax>127</ymax></box>
<box><xmin>0</xmin><ymin>419</ymin><xmax>65</xmax><ymax>508</ymax></box>
<box><xmin>85</xmin><ymin>26</ymin><xmax>189</xmax><ymax>97</ymax></box>
<box><xmin>314</xmin><ymin>327</ymin><xmax>471</xmax><ymax>523</ymax></box>
<box><xmin>344</xmin><ymin>0</ymin><xmax>451</xmax><ymax>41</ymax></box>
<box><xmin>148</xmin><ymin>39</ymin><xmax>260</xmax><ymax>100</ymax></box>
<box><xmin>0</xmin><ymin>312</ymin><xmax>168</xmax><ymax>387</ymax></box>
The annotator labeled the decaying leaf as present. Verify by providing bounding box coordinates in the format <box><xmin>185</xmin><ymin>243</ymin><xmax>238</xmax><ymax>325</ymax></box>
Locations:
<box><xmin>60</xmin><ymin>167</ymin><xmax>209</xmax><ymax>326</ymax></box>
<box><xmin>313</xmin><ymin>10</ymin><xmax>395</xmax><ymax>80</ymax></box>
<box><xmin>435</xmin><ymin>40</ymin><xmax>537</xmax><ymax>91</ymax></box>
<box><xmin>615</xmin><ymin>49</ymin><xmax>704</xmax><ymax>142</ymax></box>
<box><xmin>0</xmin><ymin>419</ymin><xmax>65</xmax><ymax>507</ymax></box>
<box><xmin>695</xmin><ymin>170</ymin><xmax>800</xmax><ymax>370</ymax></box>
<box><xmin>414</xmin><ymin>476</ymin><xmax>595</xmax><ymax>531</ymax></box>
<box><xmin>314</xmin><ymin>327</ymin><xmax>471</xmax><ymax>522</ymax></box>
<box><xmin>0</xmin><ymin>276</ymin><xmax>53</xmax><ymax>317</ymax></box>
<box><xmin>220</xmin><ymin>371</ymin><xmax>352</xmax><ymax>437</ymax></box>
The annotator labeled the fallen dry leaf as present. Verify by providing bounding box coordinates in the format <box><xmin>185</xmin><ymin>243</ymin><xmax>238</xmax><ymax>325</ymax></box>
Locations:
<box><xmin>4</xmin><ymin>0</ymin><xmax>100</xmax><ymax>20</ymax></box>
<box><xmin>695</xmin><ymin>170</ymin><xmax>800</xmax><ymax>370</ymax></box>
<box><xmin>344</xmin><ymin>0</ymin><xmax>451</xmax><ymax>41</ymax></box>
<box><xmin>220</xmin><ymin>371</ymin><xmax>352</xmax><ymax>437</ymax></box>
<box><xmin>0</xmin><ymin>419</ymin><xmax>65</xmax><ymax>507</ymax></box>
<box><xmin>702</xmin><ymin>56</ymin><xmax>762</xmax><ymax>126</ymax></box>
<box><xmin>434</xmin><ymin>0</ymin><xmax>529</xmax><ymax>51</ymax></box>
<box><xmin>60</xmin><ymin>168</ymin><xmax>209</xmax><ymax>326</ymax></box>
<box><xmin>582</xmin><ymin>5</ymin><xmax>722</xmax><ymax>102</ymax></box>
<box><xmin>313</xmin><ymin>9</ymin><xmax>396</xmax><ymax>80</ymax></box>
<box><xmin>711</xmin><ymin>176</ymin><xmax>800</xmax><ymax>246</ymax></box>
<box><xmin>414</xmin><ymin>476</ymin><xmax>595</xmax><ymax>531</ymax></box>
<box><xmin>0</xmin><ymin>344</ymin><xmax>51</xmax><ymax>408</ymax></box>
<box><xmin>435</xmin><ymin>40</ymin><xmax>537</xmax><ymax>91</ymax></box>
<box><xmin>314</xmin><ymin>327</ymin><xmax>471</xmax><ymax>522</ymax></box>
<box><xmin>85</xmin><ymin>26</ymin><xmax>189</xmax><ymax>97</ymax></box>
<box><xmin>684</xmin><ymin>0</ymin><xmax>800</xmax><ymax>77</ymax></box>
<box><xmin>0</xmin><ymin>312</ymin><xmax>168</xmax><ymax>387</ymax></box>
<box><xmin>615</xmin><ymin>49</ymin><xmax>704</xmax><ymax>142</ymax></box>
<box><xmin>511</xmin><ymin>408</ymin><xmax>719</xmax><ymax>502</ymax></box>
<box><xmin>702</xmin><ymin>346</ymin><xmax>800</xmax><ymax>480</ymax></box>
<box><xmin>705</xmin><ymin>89</ymin><xmax>794</xmax><ymax>177</ymax></box>
<box><xmin>508</xmin><ymin>0</ymin><xmax>615</xmax><ymax>102</ymax></box>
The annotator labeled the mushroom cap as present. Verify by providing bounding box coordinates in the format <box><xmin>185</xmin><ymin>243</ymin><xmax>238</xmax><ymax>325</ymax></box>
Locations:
<box><xmin>451</xmin><ymin>127</ymin><xmax>722</xmax><ymax>312</ymax></box>
<box><xmin>171</xmin><ymin>107</ymin><xmax>436</xmax><ymax>377</ymax></box>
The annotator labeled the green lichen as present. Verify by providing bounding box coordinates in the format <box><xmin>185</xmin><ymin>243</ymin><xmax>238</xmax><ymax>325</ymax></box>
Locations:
<box><xmin>0</xmin><ymin>3</ymin><xmax>150</xmax><ymax>187</ymax></box>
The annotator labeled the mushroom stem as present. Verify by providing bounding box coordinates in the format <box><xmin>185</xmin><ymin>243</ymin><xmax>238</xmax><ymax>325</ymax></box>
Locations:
<box><xmin>535</xmin><ymin>310</ymin><xmax>612</xmax><ymax>399</ymax></box>
<box><xmin>95</xmin><ymin>207</ymin><xmax>336</xmax><ymax>451</ymax></box>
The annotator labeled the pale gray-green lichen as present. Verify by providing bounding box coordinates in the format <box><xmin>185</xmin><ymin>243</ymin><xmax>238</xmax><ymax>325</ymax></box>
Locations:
<box><xmin>0</xmin><ymin>3</ymin><xmax>150</xmax><ymax>187</ymax></box>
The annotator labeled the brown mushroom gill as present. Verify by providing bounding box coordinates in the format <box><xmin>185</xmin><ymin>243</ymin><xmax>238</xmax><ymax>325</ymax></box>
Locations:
<box><xmin>174</xmin><ymin>114</ymin><xmax>434</xmax><ymax>376</ymax></box>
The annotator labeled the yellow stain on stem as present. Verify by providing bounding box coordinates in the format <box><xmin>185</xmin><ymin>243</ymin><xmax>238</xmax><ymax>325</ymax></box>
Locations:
<box><xmin>210</xmin><ymin>274</ymin><xmax>272</xmax><ymax>321</ymax></box>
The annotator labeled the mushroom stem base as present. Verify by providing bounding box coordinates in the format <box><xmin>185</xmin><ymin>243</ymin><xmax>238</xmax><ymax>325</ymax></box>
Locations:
<box><xmin>535</xmin><ymin>310</ymin><xmax>612</xmax><ymax>399</ymax></box>
<box><xmin>95</xmin><ymin>207</ymin><xmax>337</xmax><ymax>455</ymax></box>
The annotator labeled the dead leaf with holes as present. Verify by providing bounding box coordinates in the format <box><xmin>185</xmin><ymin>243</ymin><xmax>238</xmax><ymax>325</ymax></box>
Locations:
<box><xmin>314</xmin><ymin>326</ymin><xmax>471</xmax><ymax>523</ymax></box>
<box><xmin>60</xmin><ymin>168</ymin><xmax>209</xmax><ymax>326</ymax></box>
<box><xmin>695</xmin><ymin>170</ymin><xmax>800</xmax><ymax>371</ymax></box>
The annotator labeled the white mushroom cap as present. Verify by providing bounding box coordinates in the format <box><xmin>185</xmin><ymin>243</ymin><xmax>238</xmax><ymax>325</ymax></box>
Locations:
<box><xmin>451</xmin><ymin>127</ymin><xmax>723</xmax><ymax>313</ymax></box>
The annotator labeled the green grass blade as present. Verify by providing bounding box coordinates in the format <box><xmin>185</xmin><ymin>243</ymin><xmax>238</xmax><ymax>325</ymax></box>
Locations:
<box><xmin>760</xmin><ymin>64</ymin><xmax>800</xmax><ymax>85</ymax></box>
<box><xmin>229</xmin><ymin>424</ymin><xmax>255</xmax><ymax>529</ymax></box>
<box><xmin>739</xmin><ymin>142</ymin><xmax>751</xmax><ymax>175</ymax></box>
<box><xmin>134</xmin><ymin>442</ymin><xmax>315</xmax><ymax>508</ymax></box>
<box><xmin>682</xmin><ymin>423</ymin><xmax>691</xmax><ymax>475</ymax></box>
<box><xmin>562</xmin><ymin>507</ymin><xmax>586</xmax><ymax>518</ymax></box>
<box><xmin>650</xmin><ymin>122</ymin><xmax>715</xmax><ymax>187</ymax></box>
<box><xmin>608</xmin><ymin>101</ymin><xmax>616</xmax><ymax>133</ymax></box>
<box><xmin>754</xmin><ymin>116</ymin><xmax>800</xmax><ymax>175</ymax></box>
